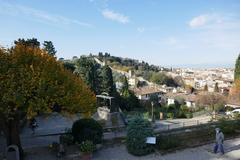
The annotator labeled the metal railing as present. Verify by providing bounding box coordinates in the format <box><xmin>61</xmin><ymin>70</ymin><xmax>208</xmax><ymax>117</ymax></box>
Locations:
<box><xmin>154</xmin><ymin>118</ymin><xmax>210</xmax><ymax>132</ymax></box>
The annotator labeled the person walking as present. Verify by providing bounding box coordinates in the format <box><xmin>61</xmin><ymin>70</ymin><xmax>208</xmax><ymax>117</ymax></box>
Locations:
<box><xmin>214</xmin><ymin>128</ymin><xmax>224</xmax><ymax>154</ymax></box>
<box><xmin>29</xmin><ymin>117</ymin><xmax>38</xmax><ymax>134</ymax></box>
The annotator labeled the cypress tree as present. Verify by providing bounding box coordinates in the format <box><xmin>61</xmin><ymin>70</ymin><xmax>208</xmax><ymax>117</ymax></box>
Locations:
<box><xmin>234</xmin><ymin>54</ymin><xmax>240</xmax><ymax>81</ymax></box>
<box><xmin>100</xmin><ymin>65</ymin><xmax>116</xmax><ymax>96</ymax></box>
<box><xmin>214</xmin><ymin>82</ymin><xmax>219</xmax><ymax>92</ymax></box>
<box><xmin>204</xmin><ymin>84</ymin><xmax>208</xmax><ymax>92</ymax></box>
<box><xmin>121</xmin><ymin>76</ymin><xmax>129</xmax><ymax>96</ymax></box>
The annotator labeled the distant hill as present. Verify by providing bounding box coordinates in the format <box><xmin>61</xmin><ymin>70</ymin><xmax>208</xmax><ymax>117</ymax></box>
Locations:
<box><xmin>61</xmin><ymin>53</ymin><xmax>180</xmax><ymax>87</ymax></box>
<box><xmin>94</xmin><ymin>52</ymin><xmax>170</xmax><ymax>73</ymax></box>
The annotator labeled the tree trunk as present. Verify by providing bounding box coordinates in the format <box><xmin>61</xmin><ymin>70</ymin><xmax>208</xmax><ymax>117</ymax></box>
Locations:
<box><xmin>2</xmin><ymin>116</ymin><xmax>24</xmax><ymax>160</ymax></box>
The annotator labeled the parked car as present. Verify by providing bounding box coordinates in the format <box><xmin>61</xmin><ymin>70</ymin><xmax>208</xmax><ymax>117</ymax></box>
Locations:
<box><xmin>226</xmin><ymin>109</ymin><xmax>240</xmax><ymax>117</ymax></box>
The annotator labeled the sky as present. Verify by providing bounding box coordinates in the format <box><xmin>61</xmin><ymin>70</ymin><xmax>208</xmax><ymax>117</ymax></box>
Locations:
<box><xmin>0</xmin><ymin>0</ymin><xmax>240</xmax><ymax>68</ymax></box>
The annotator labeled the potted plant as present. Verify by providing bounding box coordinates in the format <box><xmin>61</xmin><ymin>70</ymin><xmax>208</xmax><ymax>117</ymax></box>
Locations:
<box><xmin>79</xmin><ymin>140</ymin><xmax>96</xmax><ymax>160</ymax></box>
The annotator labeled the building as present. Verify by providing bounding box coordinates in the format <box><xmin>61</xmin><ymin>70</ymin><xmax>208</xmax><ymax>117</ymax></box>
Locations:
<box><xmin>132</xmin><ymin>86</ymin><xmax>164</xmax><ymax>101</ymax></box>
<box><xmin>164</xmin><ymin>93</ymin><xmax>197</xmax><ymax>108</ymax></box>
<box><xmin>128</xmin><ymin>77</ymin><xmax>138</xmax><ymax>87</ymax></box>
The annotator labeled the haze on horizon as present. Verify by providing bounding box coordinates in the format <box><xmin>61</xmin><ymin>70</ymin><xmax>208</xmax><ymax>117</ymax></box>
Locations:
<box><xmin>0</xmin><ymin>0</ymin><xmax>239</xmax><ymax>68</ymax></box>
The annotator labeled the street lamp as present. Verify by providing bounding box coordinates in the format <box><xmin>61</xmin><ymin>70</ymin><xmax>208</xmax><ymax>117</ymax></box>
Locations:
<box><xmin>151</xmin><ymin>101</ymin><xmax>155</xmax><ymax>122</ymax></box>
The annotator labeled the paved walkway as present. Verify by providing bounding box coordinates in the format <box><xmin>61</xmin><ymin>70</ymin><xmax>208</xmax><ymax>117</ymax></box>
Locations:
<box><xmin>21</xmin><ymin>113</ymin><xmax>79</xmax><ymax>137</ymax></box>
<box><xmin>93</xmin><ymin>137</ymin><xmax>240</xmax><ymax>160</ymax></box>
<box><xmin>3</xmin><ymin>137</ymin><xmax>238</xmax><ymax>160</ymax></box>
<box><xmin>0</xmin><ymin>114</ymin><xmax>212</xmax><ymax>154</ymax></box>
<box><xmin>0</xmin><ymin>113</ymin><xmax>77</xmax><ymax>154</ymax></box>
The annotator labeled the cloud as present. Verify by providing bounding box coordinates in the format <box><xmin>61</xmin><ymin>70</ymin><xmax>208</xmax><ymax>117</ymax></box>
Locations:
<box><xmin>189</xmin><ymin>15</ymin><xmax>209</xmax><ymax>28</ymax></box>
<box><xmin>189</xmin><ymin>13</ymin><xmax>240</xmax><ymax>31</ymax></box>
<box><xmin>102</xmin><ymin>9</ymin><xmax>129</xmax><ymax>24</ymax></box>
<box><xmin>189</xmin><ymin>14</ymin><xmax>222</xmax><ymax>28</ymax></box>
<box><xmin>137</xmin><ymin>27</ymin><xmax>145</xmax><ymax>33</ymax></box>
<box><xmin>0</xmin><ymin>2</ymin><xmax>93</xmax><ymax>28</ymax></box>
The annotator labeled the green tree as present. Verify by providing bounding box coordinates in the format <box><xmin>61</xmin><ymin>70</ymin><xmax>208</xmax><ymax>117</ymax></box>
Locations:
<box><xmin>122</xmin><ymin>91</ymin><xmax>140</xmax><ymax>111</ymax></box>
<box><xmin>75</xmin><ymin>56</ymin><xmax>100</xmax><ymax>94</ymax></box>
<box><xmin>0</xmin><ymin>44</ymin><xmax>96</xmax><ymax>159</ymax></box>
<box><xmin>126</xmin><ymin>117</ymin><xmax>154</xmax><ymax>156</ymax></box>
<box><xmin>43</xmin><ymin>41</ymin><xmax>57</xmax><ymax>56</ymax></box>
<box><xmin>121</xmin><ymin>76</ymin><xmax>129</xmax><ymax>95</ymax></box>
<box><xmin>14</xmin><ymin>38</ymin><xmax>40</xmax><ymax>48</ymax></box>
<box><xmin>204</xmin><ymin>84</ymin><xmax>208</xmax><ymax>91</ymax></box>
<box><xmin>63</xmin><ymin>62</ymin><xmax>76</xmax><ymax>73</ymax></box>
<box><xmin>150</xmin><ymin>72</ymin><xmax>166</xmax><ymax>85</ymax></box>
<box><xmin>119</xmin><ymin>76</ymin><xmax>140</xmax><ymax>111</ymax></box>
<box><xmin>214</xmin><ymin>82</ymin><xmax>219</xmax><ymax>92</ymax></box>
<box><xmin>174</xmin><ymin>76</ymin><xmax>185</xmax><ymax>87</ymax></box>
<box><xmin>150</xmin><ymin>72</ymin><xmax>177</xmax><ymax>87</ymax></box>
<box><xmin>234</xmin><ymin>54</ymin><xmax>240</xmax><ymax>81</ymax></box>
<box><xmin>99</xmin><ymin>65</ymin><xmax>116</xmax><ymax>96</ymax></box>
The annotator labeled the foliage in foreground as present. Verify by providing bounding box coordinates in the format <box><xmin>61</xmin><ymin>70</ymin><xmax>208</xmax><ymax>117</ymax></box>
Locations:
<box><xmin>126</xmin><ymin>116</ymin><xmax>154</xmax><ymax>156</ymax></box>
<box><xmin>72</xmin><ymin>118</ymin><xmax>103</xmax><ymax>144</ymax></box>
<box><xmin>79</xmin><ymin>140</ymin><xmax>96</xmax><ymax>154</ymax></box>
<box><xmin>156</xmin><ymin>135</ymin><xmax>181</xmax><ymax>150</ymax></box>
<box><xmin>0</xmin><ymin>42</ymin><xmax>96</xmax><ymax>156</ymax></box>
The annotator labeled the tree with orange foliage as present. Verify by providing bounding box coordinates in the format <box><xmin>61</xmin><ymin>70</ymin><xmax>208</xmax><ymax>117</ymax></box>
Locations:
<box><xmin>0</xmin><ymin>43</ymin><xmax>96</xmax><ymax>159</ymax></box>
<box><xmin>229</xmin><ymin>79</ymin><xmax>240</xmax><ymax>104</ymax></box>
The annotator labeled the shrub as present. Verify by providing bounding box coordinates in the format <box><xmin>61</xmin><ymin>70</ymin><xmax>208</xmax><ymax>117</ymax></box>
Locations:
<box><xmin>156</xmin><ymin>135</ymin><xmax>181</xmax><ymax>150</ymax></box>
<box><xmin>217</xmin><ymin>118</ymin><xmax>235</xmax><ymax>135</ymax></box>
<box><xmin>126</xmin><ymin>116</ymin><xmax>154</xmax><ymax>156</ymax></box>
<box><xmin>225</xmin><ymin>106</ymin><xmax>234</xmax><ymax>112</ymax></box>
<box><xmin>177</xmin><ymin>110</ymin><xmax>186</xmax><ymax>118</ymax></box>
<box><xmin>143</xmin><ymin>112</ymin><xmax>149</xmax><ymax>120</ymax></box>
<box><xmin>167</xmin><ymin>104</ymin><xmax>177</xmax><ymax>113</ymax></box>
<box><xmin>72</xmin><ymin>118</ymin><xmax>103</xmax><ymax>144</ymax></box>
<box><xmin>49</xmin><ymin>142</ymin><xmax>59</xmax><ymax>153</ymax></box>
<box><xmin>60</xmin><ymin>134</ymin><xmax>74</xmax><ymax>146</ymax></box>
<box><xmin>167</xmin><ymin>113</ymin><xmax>174</xmax><ymax>119</ymax></box>
<box><xmin>98</xmin><ymin>119</ymin><xmax>107</xmax><ymax>127</ymax></box>
<box><xmin>185</xmin><ymin>112</ymin><xmax>193</xmax><ymax>119</ymax></box>
<box><xmin>79</xmin><ymin>140</ymin><xmax>96</xmax><ymax>154</ymax></box>
<box><xmin>233</xmin><ymin>113</ymin><xmax>240</xmax><ymax>120</ymax></box>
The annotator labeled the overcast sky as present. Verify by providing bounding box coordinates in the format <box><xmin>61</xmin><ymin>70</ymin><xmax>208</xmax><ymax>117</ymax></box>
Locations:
<box><xmin>0</xmin><ymin>0</ymin><xmax>239</xmax><ymax>68</ymax></box>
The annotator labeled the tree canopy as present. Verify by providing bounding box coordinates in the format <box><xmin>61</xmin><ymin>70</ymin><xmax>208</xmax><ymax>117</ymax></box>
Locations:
<box><xmin>229</xmin><ymin>79</ymin><xmax>240</xmax><ymax>104</ymax></box>
<box><xmin>99</xmin><ymin>65</ymin><xmax>116</xmax><ymax>96</ymax></box>
<box><xmin>75</xmin><ymin>56</ymin><xmax>100</xmax><ymax>94</ymax></box>
<box><xmin>0</xmin><ymin>43</ymin><xmax>96</xmax><ymax>157</ymax></box>
<box><xmin>148</xmin><ymin>72</ymin><xmax>177</xmax><ymax>87</ymax></box>
<box><xmin>14</xmin><ymin>38</ymin><xmax>40</xmax><ymax>48</ymax></box>
<box><xmin>0</xmin><ymin>45</ymin><xmax>96</xmax><ymax>118</ymax></box>
<box><xmin>196</xmin><ymin>93</ymin><xmax>226</xmax><ymax>112</ymax></box>
<box><xmin>43</xmin><ymin>41</ymin><xmax>57</xmax><ymax>56</ymax></box>
<box><xmin>235</xmin><ymin>54</ymin><xmax>240</xmax><ymax>81</ymax></box>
